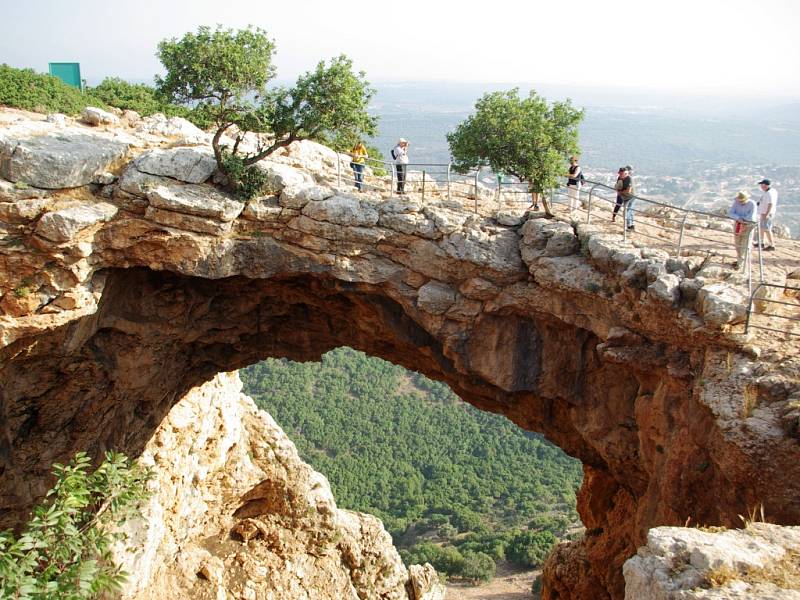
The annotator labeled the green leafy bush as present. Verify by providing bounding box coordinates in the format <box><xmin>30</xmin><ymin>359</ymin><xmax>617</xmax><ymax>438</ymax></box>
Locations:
<box><xmin>0</xmin><ymin>451</ymin><xmax>151</xmax><ymax>599</ymax></box>
<box><xmin>89</xmin><ymin>77</ymin><xmax>208</xmax><ymax>127</ymax></box>
<box><xmin>0</xmin><ymin>64</ymin><xmax>102</xmax><ymax>115</ymax></box>
<box><xmin>220</xmin><ymin>149</ymin><xmax>270</xmax><ymax>199</ymax></box>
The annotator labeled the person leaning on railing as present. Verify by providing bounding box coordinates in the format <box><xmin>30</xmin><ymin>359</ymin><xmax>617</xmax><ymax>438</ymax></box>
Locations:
<box><xmin>728</xmin><ymin>190</ymin><xmax>757</xmax><ymax>270</ymax></box>
<box><xmin>350</xmin><ymin>141</ymin><xmax>368</xmax><ymax>191</ymax></box>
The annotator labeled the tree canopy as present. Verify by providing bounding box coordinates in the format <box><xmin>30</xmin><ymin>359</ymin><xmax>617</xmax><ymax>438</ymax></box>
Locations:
<box><xmin>156</xmin><ymin>26</ymin><xmax>376</xmax><ymax>196</ymax></box>
<box><xmin>447</xmin><ymin>89</ymin><xmax>584</xmax><ymax>213</ymax></box>
<box><xmin>240</xmin><ymin>347</ymin><xmax>582</xmax><ymax>582</ymax></box>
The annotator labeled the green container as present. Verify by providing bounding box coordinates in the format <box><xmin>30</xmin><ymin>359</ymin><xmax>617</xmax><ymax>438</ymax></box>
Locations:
<box><xmin>48</xmin><ymin>62</ymin><xmax>82</xmax><ymax>89</ymax></box>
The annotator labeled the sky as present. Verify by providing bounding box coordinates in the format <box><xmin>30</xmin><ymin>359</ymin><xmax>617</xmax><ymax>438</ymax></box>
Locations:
<box><xmin>1</xmin><ymin>0</ymin><xmax>799</xmax><ymax>99</ymax></box>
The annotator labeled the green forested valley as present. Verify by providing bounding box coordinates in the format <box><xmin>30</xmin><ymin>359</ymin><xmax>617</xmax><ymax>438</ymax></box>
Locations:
<box><xmin>240</xmin><ymin>347</ymin><xmax>582</xmax><ymax>582</ymax></box>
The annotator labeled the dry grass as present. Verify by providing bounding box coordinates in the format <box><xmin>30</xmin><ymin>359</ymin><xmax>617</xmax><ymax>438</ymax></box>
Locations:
<box><xmin>742</xmin><ymin>384</ymin><xmax>759</xmax><ymax>418</ymax></box>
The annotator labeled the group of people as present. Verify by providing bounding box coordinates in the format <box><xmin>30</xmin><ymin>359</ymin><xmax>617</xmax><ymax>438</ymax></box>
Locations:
<box><xmin>729</xmin><ymin>178</ymin><xmax>779</xmax><ymax>270</ymax></box>
<box><xmin>349</xmin><ymin>138</ymin><xmax>410</xmax><ymax>194</ymax></box>
<box><xmin>351</xmin><ymin>146</ymin><xmax>780</xmax><ymax>271</ymax></box>
<box><xmin>565</xmin><ymin>158</ymin><xmax>636</xmax><ymax>229</ymax></box>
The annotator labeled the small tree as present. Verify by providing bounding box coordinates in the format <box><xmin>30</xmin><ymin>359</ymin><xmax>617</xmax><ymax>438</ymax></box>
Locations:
<box><xmin>447</xmin><ymin>88</ymin><xmax>584</xmax><ymax>216</ymax></box>
<box><xmin>0</xmin><ymin>452</ymin><xmax>150</xmax><ymax>599</ymax></box>
<box><xmin>156</xmin><ymin>26</ymin><xmax>377</xmax><ymax>197</ymax></box>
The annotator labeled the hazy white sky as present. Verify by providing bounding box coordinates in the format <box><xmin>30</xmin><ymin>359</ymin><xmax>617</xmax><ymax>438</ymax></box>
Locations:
<box><xmin>2</xmin><ymin>0</ymin><xmax>799</xmax><ymax>97</ymax></box>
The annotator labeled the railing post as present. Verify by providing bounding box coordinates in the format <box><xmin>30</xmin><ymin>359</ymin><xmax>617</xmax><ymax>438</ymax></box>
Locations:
<box><xmin>447</xmin><ymin>162</ymin><xmax>452</xmax><ymax>202</ymax></box>
<box><xmin>586</xmin><ymin>184</ymin><xmax>597</xmax><ymax>224</ymax></box>
<box><xmin>390</xmin><ymin>162</ymin><xmax>395</xmax><ymax>197</ymax></box>
<box><xmin>745</xmin><ymin>283</ymin><xmax>765</xmax><ymax>335</ymax></box>
<box><xmin>676</xmin><ymin>212</ymin><xmax>690</xmax><ymax>257</ymax></box>
<box><xmin>473</xmin><ymin>169</ymin><xmax>480</xmax><ymax>214</ymax></box>
<box><xmin>422</xmin><ymin>170</ymin><xmax>426</xmax><ymax>201</ymax></box>
<box><xmin>756</xmin><ymin>219</ymin><xmax>765</xmax><ymax>283</ymax></box>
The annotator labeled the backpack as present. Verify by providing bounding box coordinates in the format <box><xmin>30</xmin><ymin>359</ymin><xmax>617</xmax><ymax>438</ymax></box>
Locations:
<box><xmin>578</xmin><ymin>171</ymin><xmax>585</xmax><ymax>183</ymax></box>
<box><xmin>390</xmin><ymin>147</ymin><xmax>398</xmax><ymax>160</ymax></box>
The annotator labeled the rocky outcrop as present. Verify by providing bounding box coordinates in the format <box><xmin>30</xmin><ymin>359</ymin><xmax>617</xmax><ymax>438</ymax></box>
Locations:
<box><xmin>623</xmin><ymin>523</ymin><xmax>800</xmax><ymax>599</ymax></box>
<box><xmin>114</xmin><ymin>371</ymin><xmax>443</xmax><ymax>600</ymax></box>
<box><xmin>1</xmin><ymin>111</ymin><xmax>799</xmax><ymax>599</ymax></box>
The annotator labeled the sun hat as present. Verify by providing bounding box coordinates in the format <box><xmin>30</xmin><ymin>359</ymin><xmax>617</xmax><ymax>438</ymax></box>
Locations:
<box><xmin>735</xmin><ymin>191</ymin><xmax>750</xmax><ymax>201</ymax></box>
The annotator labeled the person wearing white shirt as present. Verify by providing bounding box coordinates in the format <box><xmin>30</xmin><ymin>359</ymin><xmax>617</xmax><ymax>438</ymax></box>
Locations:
<box><xmin>755</xmin><ymin>178</ymin><xmax>778</xmax><ymax>251</ymax></box>
<box><xmin>391</xmin><ymin>138</ymin><xmax>410</xmax><ymax>195</ymax></box>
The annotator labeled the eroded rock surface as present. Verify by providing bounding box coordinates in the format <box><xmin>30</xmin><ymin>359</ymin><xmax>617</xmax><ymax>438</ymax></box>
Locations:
<box><xmin>1</xmin><ymin>110</ymin><xmax>799</xmax><ymax>600</ymax></box>
<box><xmin>115</xmin><ymin>371</ymin><xmax>443</xmax><ymax>600</ymax></box>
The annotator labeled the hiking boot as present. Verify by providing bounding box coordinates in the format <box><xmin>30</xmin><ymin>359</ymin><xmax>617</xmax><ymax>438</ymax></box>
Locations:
<box><xmin>732</xmin><ymin>261</ymin><xmax>739</xmax><ymax>269</ymax></box>
<box><xmin>765</xmin><ymin>245</ymin><xmax>776</xmax><ymax>251</ymax></box>
<box><xmin>626</xmin><ymin>225</ymin><xmax>635</xmax><ymax>231</ymax></box>
<box><xmin>611</xmin><ymin>214</ymin><xmax>616</xmax><ymax>222</ymax></box>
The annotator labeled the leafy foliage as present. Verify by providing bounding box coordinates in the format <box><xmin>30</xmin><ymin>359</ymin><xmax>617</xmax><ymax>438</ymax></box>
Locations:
<box><xmin>0</xmin><ymin>64</ymin><xmax>101</xmax><ymax>115</ymax></box>
<box><xmin>240</xmin><ymin>347</ymin><xmax>581</xmax><ymax>582</ymax></box>
<box><xmin>0</xmin><ymin>452</ymin><xmax>151</xmax><ymax>599</ymax></box>
<box><xmin>219</xmin><ymin>149</ymin><xmax>270</xmax><ymax>200</ymax></box>
<box><xmin>156</xmin><ymin>26</ymin><xmax>376</xmax><ymax>190</ymax></box>
<box><xmin>89</xmin><ymin>77</ymin><xmax>204</xmax><ymax>125</ymax></box>
<box><xmin>447</xmin><ymin>88</ymin><xmax>584</xmax><ymax>196</ymax></box>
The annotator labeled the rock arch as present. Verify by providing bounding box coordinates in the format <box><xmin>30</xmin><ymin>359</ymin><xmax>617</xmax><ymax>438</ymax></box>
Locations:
<box><xmin>2</xmin><ymin>116</ymin><xmax>799</xmax><ymax>599</ymax></box>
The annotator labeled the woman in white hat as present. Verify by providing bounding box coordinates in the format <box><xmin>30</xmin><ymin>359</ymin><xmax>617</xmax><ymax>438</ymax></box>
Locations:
<box><xmin>727</xmin><ymin>190</ymin><xmax>756</xmax><ymax>270</ymax></box>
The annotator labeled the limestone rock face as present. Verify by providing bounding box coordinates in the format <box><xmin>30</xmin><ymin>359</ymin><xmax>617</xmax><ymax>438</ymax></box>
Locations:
<box><xmin>1</xmin><ymin>113</ymin><xmax>799</xmax><ymax>600</ymax></box>
<box><xmin>115</xmin><ymin>372</ymin><xmax>440</xmax><ymax>600</ymax></box>
<box><xmin>35</xmin><ymin>201</ymin><xmax>118</xmax><ymax>242</ymax></box>
<box><xmin>134</xmin><ymin>147</ymin><xmax>217</xmax><ymax>184</ymax></box>
<box><xmin>0</xmin><ymin>131</ymin><xmax>129</xmax><ymax>188</ymax></box>
<box><xmin>623</xmin><ymin>524</ymin><xmax>800</xmax><ymax>599</ymax></box>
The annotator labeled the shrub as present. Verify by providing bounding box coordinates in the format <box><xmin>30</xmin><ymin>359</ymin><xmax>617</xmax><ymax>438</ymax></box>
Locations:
<box><xmin>506</xmin><ymin>529</ymin><xmax>558</xmax><ymax>568</ymax></box>
<box><xmin>0</xmin><ymin>64</ymin><xmax>102</xmax><ymax>115</ymax></box>
<box><xmin>219</xmin><ymin>149</ymin><xmax>270</xmax><ymax>200</ymax></box>
<box><xmin>459</xmin><ymin>550</ymin><xmax>496</xmax><ymax>583</ymax></box>
<box><xmin>90</xmin><ymin>77</ymin><xmax>209</xmax><ymax>127</ymax></box>
<box><xmin>0</xmin><ymin>451</ymin><xmax>151</xmax><ymax>599</ymax></box>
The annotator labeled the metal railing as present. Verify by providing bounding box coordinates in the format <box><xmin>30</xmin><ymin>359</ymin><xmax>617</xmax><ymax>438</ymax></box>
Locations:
<box><xmin>334</xmin><ymin>153</ymin><xmax>798</xmax><ymax>336</ymax></box>
<box><xmin>745</xmin><ymin>283</ymin><xmax>800</xmax><ymax>338</ymax></box>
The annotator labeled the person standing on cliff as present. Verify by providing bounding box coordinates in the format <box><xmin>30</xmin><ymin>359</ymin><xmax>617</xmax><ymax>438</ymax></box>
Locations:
<box><xmin>612</xmin><ymin>166</ymin><xmax>634</xmax><ymax>229</ymax></box>
<box><xmin>728</xmin><ymin>190</ymin><xmax>757</xmax><ymax>270</ymax></box>
<box><xmin>392</xmin><ymin>138</ymin><xmax>409</xmax><ymax>195</ymax></box>
<box><xmin>350</xmin><ymin>141</ymin><xmax>368</xmax><ymax>191</ymax></box>
<box><xmin>754</xmin><ymin>178</ymin><xmax>778</xmax><ymax>251</ymax></box>
<box><xmin>566</xmin><ymin>156</ymin><xmax>582</xmax><ymax>216</ymax></box>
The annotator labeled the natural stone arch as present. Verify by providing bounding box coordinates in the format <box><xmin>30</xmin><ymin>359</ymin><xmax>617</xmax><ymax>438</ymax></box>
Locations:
<box><xmin>2</xmin><ymin>116</ymin><xmax>800</xmax><ymax>599</ymax></box>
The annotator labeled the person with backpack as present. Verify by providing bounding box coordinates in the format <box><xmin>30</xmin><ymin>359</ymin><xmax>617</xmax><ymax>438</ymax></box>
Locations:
<box><xmin>566</xmin><ymin>156</ymin><xmax>583</xmax><ymax>216</ymax></box>
<box><xmin>612</xmin><ymin>165</ymin><xmax>635</xmax><ymax>230</ymax></box>
<box><xmin>391</xmin><ymin>138</ymin><xmax>409</xmax><ymax>195</ymax></box>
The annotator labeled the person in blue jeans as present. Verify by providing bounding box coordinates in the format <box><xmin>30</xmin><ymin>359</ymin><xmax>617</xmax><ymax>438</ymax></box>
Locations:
<box><xmin>612</xmin><ymin>166</ymin><xmax>635</xmax><ymax>230</ymax></box>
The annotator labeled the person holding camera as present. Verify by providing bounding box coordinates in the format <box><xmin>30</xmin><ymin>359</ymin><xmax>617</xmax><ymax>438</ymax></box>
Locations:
<box><xmin>391</xmin><ymin>138</ymin><xmax>410</xmax><ymax>195</ymax></box>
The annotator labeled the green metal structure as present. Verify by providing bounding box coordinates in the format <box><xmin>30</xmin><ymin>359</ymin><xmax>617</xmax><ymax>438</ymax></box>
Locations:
<box><xmin>48</xmin><ymin>63</ymin><xmax>82</xmax><ymax>89</ymax></box>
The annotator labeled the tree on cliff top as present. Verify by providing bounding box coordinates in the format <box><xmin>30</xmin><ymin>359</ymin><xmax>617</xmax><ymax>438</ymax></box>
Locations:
<box><xmin>447</xmin><ymin>89</ymin><xmax>583</xmax><ymax>216</ymax></box>
<box><xmin>156</xmin><ymin>25</ymin><xmax>376</xmax><ymax>193</ymax></box>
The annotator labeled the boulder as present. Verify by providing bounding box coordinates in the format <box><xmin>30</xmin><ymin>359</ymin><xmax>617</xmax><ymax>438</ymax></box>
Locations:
<box><xmin>279</xmin><ymin>183</ymin><xmax>335</xmax><ymax>209</ymax></box>
<box><xmin>257</xmin><ymin>162</ymin><xmax>314</xmax><ymax>192</ymax></box>
<box><xmin>696</xmin><ymin>283</ymin><xmax>748</xmax><ymax>326</ymax></box>
<box><xmin>407</xmin><ymin>564</ymin><xmax>446</xmax><ymax>600</ymax></box>
<box><xmin>81</xmin><ymin>107</ymin><xmax>121</xmax><ymax>126</ymax></box>
<box><xmin>117</xmin><ymin>164</ymin><xmax>173</xmax><ymax>197</ymax></box>
<box><xmin>648</xmin><ymin>273</ymin><xmax>681</xmax><ymax>305</ymax></box>
<box><xmin>301</xmin><ymin>195</ymin><xmax>379</xmax><ymax>227</ymax></box>
<box><xmin>35</xmin><ymin>202</ymin><xmax>118</xmax><ymax>242</ymax></box>
<box><xmin>134</xmin><ymin>147</ymin><xmax>217</xmax><ymax>184</ymax></box>
<box><xmin>146</xmin><ymin>184</ymin><xmax>244</xmax><ymax>222</ymax></box>
<box><xmin>0</xmin><ymin>133</ymin><xmax>129</xmax><ymax>189</ymax></box>
<box><xmin>135</xmin><ymin>114</ymin><xmax>205</xmax><ymax>139</ymax></box>
<box><xmin>417</xmin><ymin>281</ymin><xmax>457</xmax><ymax>315</ymax></box>
<box><xmin>623</xmin><ymin>524</ymin><xmax>800</xmax><ymax>600</ymax></box>
<box><xmin>242</xmin><ymin>196</ymin><xmax>282</xmax><ymax>222</ymax></box>
<box><xmin>144</xmin><ymin>206</ymin><xmax>233</xmax><ymax>236</ymax></box>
